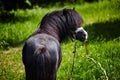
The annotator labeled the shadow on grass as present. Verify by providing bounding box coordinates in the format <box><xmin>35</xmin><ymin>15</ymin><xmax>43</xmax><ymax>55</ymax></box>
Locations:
<box><xmin>0</xmin><ymin>12</ymin><xmax>31</xmax><ymax>23</ymax></box>
<box><xmin>0</xmin><ymin>38</ymin><xmax>27</xmax><ymax>50</ymax></box>
<box><xmin>85</xmin><ymin>18</ymin><xmax>120</xmax><ymax>42</ymax></box>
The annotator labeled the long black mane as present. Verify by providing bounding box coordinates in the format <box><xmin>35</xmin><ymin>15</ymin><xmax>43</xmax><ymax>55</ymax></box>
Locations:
<box><xmin>33</xmin><ymin>9</ymin><xmax>83</xmax><ymax>42</ymax></box>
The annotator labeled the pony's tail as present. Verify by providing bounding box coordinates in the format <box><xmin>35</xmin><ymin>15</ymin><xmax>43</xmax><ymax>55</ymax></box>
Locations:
<box><xmin>30</xmin><ymin>46</ymin><xmax>52</xmax><ymax>80</ymax></box>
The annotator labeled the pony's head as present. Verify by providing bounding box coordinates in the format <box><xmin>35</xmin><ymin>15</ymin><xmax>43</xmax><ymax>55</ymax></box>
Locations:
<box><xmin>63</xmin><ymin>9</ymin><xmax>88</xmax><ymax>42</ymax></box>
<box><xmin>35</xmin><ymin>8</ymin><xmax>88</xmax><ymax>42</ymax></box>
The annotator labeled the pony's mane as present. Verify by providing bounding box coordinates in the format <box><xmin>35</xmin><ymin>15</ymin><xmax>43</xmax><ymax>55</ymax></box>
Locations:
<box><xmin>35</xmin><ymin>9</ymin><xmax>83</xmax><ymax>42</ymax></box>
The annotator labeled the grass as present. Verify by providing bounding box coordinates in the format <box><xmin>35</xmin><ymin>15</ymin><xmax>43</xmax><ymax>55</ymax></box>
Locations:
<box><xmin>58</xmin><ymin>39</ymin><xmax>120</xmax><ymax>80</ymax></box>
<box><xmin>0</xmin><ymin>0</ymin><xmax>120</xmax><ymax>80</ymax></box>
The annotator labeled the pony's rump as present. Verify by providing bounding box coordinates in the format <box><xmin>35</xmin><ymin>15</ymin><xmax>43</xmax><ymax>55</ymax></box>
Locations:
<box><xmin>22</xmin><ymin>34</ymin><xmax>61</xmax><ymax>80</ymax></box>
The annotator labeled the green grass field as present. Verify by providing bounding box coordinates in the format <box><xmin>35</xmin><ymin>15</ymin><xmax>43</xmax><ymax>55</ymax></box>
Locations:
<box><xmin>0</xmin><ymin>0</ymin><xmax>120</xmax><ymax>80</ymax></box>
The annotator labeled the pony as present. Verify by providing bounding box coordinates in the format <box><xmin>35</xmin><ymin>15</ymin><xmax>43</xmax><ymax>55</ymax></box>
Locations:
<box><xmin>22</xmin><ymin>8</ymin><xmax>88</xmax><ymax>80</ymax></box>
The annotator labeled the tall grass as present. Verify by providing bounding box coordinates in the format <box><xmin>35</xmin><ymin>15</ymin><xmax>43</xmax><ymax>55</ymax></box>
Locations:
<box><xmin>0</xmin><ymin>0</ymin><xmax>120</xmax><ymax>80</ymax></box>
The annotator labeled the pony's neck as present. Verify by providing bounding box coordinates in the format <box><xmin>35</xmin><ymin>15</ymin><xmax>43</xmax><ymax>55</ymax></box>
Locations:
<box><xmin>32</xmin><ymin>28</ymin><xmax>61</xmax><ymax>42</ymax></box>
<box><xmin>42</xmin><ymin>24</ymin><xmax>71</xmax><ymax>43</ymax></box>
<box><xmin>41</xmin><ymin>27</ymin><xmax>62</xmax><ymax>42</ymax></box>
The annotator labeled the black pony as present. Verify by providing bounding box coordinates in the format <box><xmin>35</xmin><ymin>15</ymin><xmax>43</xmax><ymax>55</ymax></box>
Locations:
<box><xmin>22</xmin><ymin>8</ymin><xmax>88</xmax><ymax>80</ymax></box>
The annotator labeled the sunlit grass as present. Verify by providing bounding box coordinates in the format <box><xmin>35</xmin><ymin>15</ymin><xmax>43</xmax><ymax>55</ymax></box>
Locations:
<box><xmin>58</xmin><ymin>38</ymin><xmax>120</xmax><ymax>80</ymax></box>
<box><xmin>0</xmin><ymin>47</ymin><xmax>25</xmax><ymax>80</ymax></box>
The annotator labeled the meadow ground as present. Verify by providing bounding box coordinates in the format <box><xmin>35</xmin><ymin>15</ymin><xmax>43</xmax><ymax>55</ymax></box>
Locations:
<box><xmin>0</xmin><ymin>0</ymin><xmax>120</xmax><ymax>80</ymax></box>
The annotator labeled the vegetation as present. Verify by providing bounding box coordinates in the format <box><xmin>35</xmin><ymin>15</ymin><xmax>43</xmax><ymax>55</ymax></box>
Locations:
<box><xmin>0</xmin><ymin>0</ymin><xmax>99</xmax><ymax>11</ymax></box>
<box><xmin>0</xmin><ymin>0</ymin><xmax>120</xmax><ymax>80</ymax></box>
